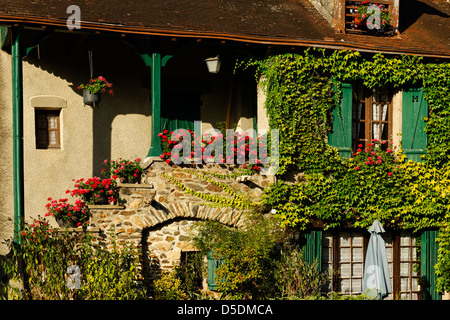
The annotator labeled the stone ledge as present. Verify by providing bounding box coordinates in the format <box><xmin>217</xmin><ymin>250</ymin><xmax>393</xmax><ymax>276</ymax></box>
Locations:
<box><xmin>55</xmin><ymin>226</ymin><xmax>101</xmax><ymax>233</ymax></box>
<box><xmin>88</xmin><ymin>204</ymin><xmax>125</xmax><ymax>210</ymax></box>
<box><xmin>117</xmin><ymin>183</ymin><xmax>154</xmax><ymax>189</ymax></box>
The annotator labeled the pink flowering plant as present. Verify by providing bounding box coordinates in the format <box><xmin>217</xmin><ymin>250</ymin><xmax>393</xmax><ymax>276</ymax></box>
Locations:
<box><xmin>158</xmin><ymin>128</ymin><xmax>267</xmax><ymax>174</ymax></box>
<box><xmin>102</xmin><ymin>158</ymin><xmax>143</xmax><ymax>183</ymax></box>
<box><xmin>45</xmin><ymin>197</ymin><xmax>89</xmax><ymax>227</ymax></box>
<box><xmin>357</xmin><ymin>1</ymin><xmax>392</xmax><ymax>28</ymax></box>
<box><xmin>67</xmin><ymin>177</ymin><xmax>119</xmax><ymax>205</ymax></box>
<box><xmin>349</xmin><ymin>139</ymin><xmax>398</xmax><ymax>176</ymax></box>
<box><xmin>77</xmin><ymin>76</ymin><xmax>114</xmax><ymax>95</ymax></box>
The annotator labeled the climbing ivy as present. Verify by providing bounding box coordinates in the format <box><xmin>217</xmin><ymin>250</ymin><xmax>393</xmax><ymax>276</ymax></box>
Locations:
<box><xmin>237</xmin><ymin>48</ymin><xmax>450</xmax><ymax>293</ymax></box>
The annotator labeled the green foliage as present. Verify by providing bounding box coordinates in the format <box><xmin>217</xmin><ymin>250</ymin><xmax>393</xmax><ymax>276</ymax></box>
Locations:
<box><xmin>163</xmin><ymin>170</ymin><xmax>260</xmax><ymax>211</ymax></box>
<box><xmin>1</xmin><ymin>217</ymin><xmax>146</xmax><ymax>300</ymax></box>
<box><xmin>422</xmin><ymin>62</ymin><xmax>450</xmax><ymax>167</ymax></box>
<box><xmin>436</xmin><ymin>223</ymin><xmax>450</xmax><ymax>293</ymax></box>
<box><xmin>152</xmin><ymin>270</ymin><xmax>189</xmax><ymax>300</ymax></box>
<box><xmin>263</xmin><ymin>147</ymin><xmax>450</xmax><ymax>232</ymax></box>
<box><xmin>256</xmin><ymin>51</ymin><xmax>342</xmax><ymax>176</ymax></box>
<box><xmin>273</xmin><ymin>246</ymin><xmax>329</xmax><ymax>299</ymax></box>
<box><xmin>192</xmin><ymin>215</ymin><xmax>283</xmax><ymax>299</ymax></box>
<box><xmin>192</xmin><ymin>215</ymin><xmax>331</xmax><ymax>299</ymax></box>
<box><xmin>242</xmin><ymin>48</ymin><xmax>450</xmax><ymax>292</ymax></box>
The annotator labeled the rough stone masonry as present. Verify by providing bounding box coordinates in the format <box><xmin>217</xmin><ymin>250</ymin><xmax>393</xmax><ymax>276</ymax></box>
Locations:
<box><xmin>88</xmin><ymin>159</ymin><xmax>275</xmax><ymax>276</ymax></box>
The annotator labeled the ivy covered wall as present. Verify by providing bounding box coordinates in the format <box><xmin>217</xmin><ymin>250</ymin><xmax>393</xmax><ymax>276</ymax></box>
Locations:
<box><xmin>240</xmin><ymin>48</ymin><xmax>450</xmax><ymax>294</ymax></box>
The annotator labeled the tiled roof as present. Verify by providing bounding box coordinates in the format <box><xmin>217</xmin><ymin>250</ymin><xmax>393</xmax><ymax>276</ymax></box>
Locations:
<box><xmin>0</xmin><ymin>0</ymin><xmax>448</xmax><ymax>58</ymax></box>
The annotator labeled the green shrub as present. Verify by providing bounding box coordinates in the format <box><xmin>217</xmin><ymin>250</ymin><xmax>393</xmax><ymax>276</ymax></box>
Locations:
<box><xmin>1</xmin><ymin>217</ymin><xmax>146</xmax><ymax>300</ymax></box>
<box><xmin>273</xmin><ymin>246</ymin><xmax>329</xmax><ymax>299</ymax></box>
<box><xmin>152</xmin><ymin>270</ymin><xmax>189</xmax><ymax>300</ymax></box>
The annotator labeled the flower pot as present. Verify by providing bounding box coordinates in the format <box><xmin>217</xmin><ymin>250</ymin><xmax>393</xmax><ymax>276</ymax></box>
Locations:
<box><xmin>93</xmin><ymin>193</ymin><xmax>109</xmax><ymax>205</ymax></box>
<box><xmin>122</xmin><ymin>175</ymin><xmax>141</xmax><ymax>184</ymax></box>
<box><xmin>354</xmin><ymin>15</ymin><xmax>366</xmax><ymax>29</ymax></box>
<box><xmin>83</xmin><ymin>90</ymin><xmax>101</xmax><ymax>106</ymax></box>
<box><xmin>56</xmin><ymin>215</ymin><xmax>80</xmax><ymax>228</ymax></box>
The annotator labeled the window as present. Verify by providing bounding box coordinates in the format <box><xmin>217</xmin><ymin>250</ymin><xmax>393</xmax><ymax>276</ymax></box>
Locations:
<box><xmin>352</xmin><ymin>84</ymin><xmax>393</xmax><ymax>152</ymax></box>
<box><xmin>339</xmin><ymin>0</ymin><xmax>399</xmax><ymax>35</ymax></box>
<box><xmin>322</xmin><ymin>229</ymin><xmax>420</xmax><ymax>300</ymax></box>
<box><xmin>35</xmin><ymin>109</ymin><xmax>61</xmax><ymax>149</ymax></box>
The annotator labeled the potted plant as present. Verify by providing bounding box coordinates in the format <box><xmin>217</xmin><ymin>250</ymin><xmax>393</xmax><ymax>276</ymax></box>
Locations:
<box><xmin>102</xmin><ymin>158</ymin><xmax>143</xmax><ymax>184</ymax></box>
<box><xmin>78</xmin><ymin>76</ymin><xmax>114</xmax><ymax>106</ymax></box>
<box><xmin>45</xmin><ymin>197</ymin><xmax>89</xmax><ymax>228</ymax></box>
<box><xmin>67</xmin><ymin>176</ymin><xmax>119</xmax><ymax>205</ymax></box>
<box><xmin>356</xmin><ymin>1</ymin><xmax>392</xmax><ymax>33</ymax></box>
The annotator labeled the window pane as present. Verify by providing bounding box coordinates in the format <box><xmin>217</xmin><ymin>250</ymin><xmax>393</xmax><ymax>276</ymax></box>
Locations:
<box><xmin>372</xmin><ymin>103</ymin><xmax>379</xmax><ymax>121</ymax></box>
<box><xmin>340</xmin><ymin>247</ymin><xmax>351</xmax><ymax>262</ymax></box>
<box><xmin>352</xmin><ymin>263</ymin><xmax>363</xmax><ymax>277</ymax></box>
<box><xmin>381</xmin><ymin>123</ymin><xmax>389</xmax><ymax>140</ymax></box>
<box><xmin>36</xmin><ymin>130</ymin><xmax>48</xmax><ymax>145</ymax></box>
<box><xmin>48</xmin><ymin>131</ymin><xmax>58</xmax><ymax>146</ymax></box>
<box><xmin>341</xmin><ymin>263</ymin><xmax>351</xmax><ymax>277</ymax></box>
<box><xmin>358</xmin><ymin>102</ymin><xmax>365</xmax><ymax>120</ymax></box>
<box><xmin>352</xmin><ymin>247</ymin><xmax>363</xmax><ymax>262</ymax></box>
<box><xmin>340</xmin><ymin>232</ymin><xmax>351</xmax><ymax>246</ymax></box>
<box><xmin>400</xmin><ymin>262</ymin><xmax>410</xmax><ymax>276</ymax></box>
<box><xmin>352</xmin><ymin>279</ymin><xmax>362</xmax><ymax>293</ymax></box>
<box><xmin>48</xmin><ymin>114</ymin><xmax>58</xmax><ymax>129</ymax></box>
<box><xmin>340</xmin><ymin>279</ymin><xmax>350</xmax><ymax>293</ymax></box>
<box><xmin>381</xmin><ymin>104</ymin><xmax>389</xmax><ymax>121</ymax></box>
<box><xmin>401</xmin><ymin>278</ymin><xmax>410</xmax><ymax>291</ymax></box>
<box><xmin>37</xmin><ymin>114</ymin><xmax>47</xmax><ymax>129</ymax></box>
<box><xmin>352</xmin><ymin>235</ymin><xmax>363</xmax><ymax>246</ymax></box>
<box><xmin>373</xmin><ymin>123</ymin><xmax>379</xmax><ymax>140</ymax></box>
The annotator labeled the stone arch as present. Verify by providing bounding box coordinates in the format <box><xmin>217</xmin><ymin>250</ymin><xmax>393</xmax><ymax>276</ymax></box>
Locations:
<box><xmin>130</xmin><ymin>201</ymin><xmax>246</xmax><ymax>231</ymax></box>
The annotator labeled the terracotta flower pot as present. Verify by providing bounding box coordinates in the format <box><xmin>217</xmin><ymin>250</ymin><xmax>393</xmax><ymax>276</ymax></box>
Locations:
<box><xmin>354</xmin><ymin>15</ymin><xmax>366</xmax><ymax>29</ymax></box>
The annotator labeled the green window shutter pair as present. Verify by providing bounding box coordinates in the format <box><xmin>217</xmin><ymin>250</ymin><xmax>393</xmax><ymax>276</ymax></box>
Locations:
<box><xmin>328</xmin><ymin>84</ymin><xmax>428</xmax><ymax>162</ymax></box>
<box><xmin>402</xmin><ymin>88</ymin><xmax>428</xmax><ymax>162</ymax></box>
<box><xmin>421</xmin><ymin>230</ymin><xmax>441</xmax><ymax>300</ymax></box>
<box><xmin>207</xmin><ymin>251</ymin><xmax>223</xmax><ymax>291</ymax></box>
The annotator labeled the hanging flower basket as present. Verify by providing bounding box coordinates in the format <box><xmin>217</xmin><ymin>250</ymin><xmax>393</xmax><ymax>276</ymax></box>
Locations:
<box><xmin>78</xmin><ymin>76</ymin><xmax>114</xmax><ymax>106</ymax></box>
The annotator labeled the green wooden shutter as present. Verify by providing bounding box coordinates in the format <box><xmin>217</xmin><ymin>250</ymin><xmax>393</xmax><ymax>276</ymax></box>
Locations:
<box><xmin>402</xmin><ymin>88</ymin><xmax>428</xmax><ymax>162</ymax></box>
<box><xmin>207</xmin><ymin>251</ymin><xmax>223</xmax><ymax>290</ymax></box>
<box><xmin>421</xmin><ymin>230</ymin><xmax>441</xmax><ymax>300</ymax></box>
<box><xmin>329</xmin><ymin>83</ymin><xmax>352</xmax><ymax>158</ymax></box>
<box><xmin>301</xmin><ymin>230</ymin><xmax>322</xmax><ymax>270</ymax></box>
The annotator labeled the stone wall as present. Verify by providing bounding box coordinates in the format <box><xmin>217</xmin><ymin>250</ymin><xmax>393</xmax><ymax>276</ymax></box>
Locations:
<box><xmin>88</xmin><ymin>159</ymin><xmax>275</xmax><ymax>278</ymax></box>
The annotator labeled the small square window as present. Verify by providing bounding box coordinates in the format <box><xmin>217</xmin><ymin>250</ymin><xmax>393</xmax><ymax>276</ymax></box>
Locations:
<box><xmin>35</xmin><ymin>109</ymin><xmax>61</xmax><ymax>149</ymax></box>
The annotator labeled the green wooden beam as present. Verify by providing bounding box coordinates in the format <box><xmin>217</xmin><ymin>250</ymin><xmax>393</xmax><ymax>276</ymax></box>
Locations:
<box><xmin>141</xmin><ymin>52</ymin><xmax>173</xmax><ymax>157</ymax></box>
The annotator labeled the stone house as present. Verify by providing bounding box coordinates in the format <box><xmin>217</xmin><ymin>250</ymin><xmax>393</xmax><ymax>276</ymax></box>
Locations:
<box><xmin>0</xmin><ymin>0</ymin><xmax>449</xmax><ymax>299</ymax></box>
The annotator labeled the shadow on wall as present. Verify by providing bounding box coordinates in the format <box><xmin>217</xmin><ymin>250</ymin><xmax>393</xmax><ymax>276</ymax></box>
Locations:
<box><xmin>24</xmin><ymin>31</ymin><xmax>151</xmax><ymax>176</ymax></box>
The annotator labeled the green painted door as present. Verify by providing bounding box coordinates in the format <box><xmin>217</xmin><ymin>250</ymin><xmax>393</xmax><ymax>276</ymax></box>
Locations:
<box><xmin>329</xmin><ymin>83</ymin><xmax>352</xmax><ymax>158</ymax></box>
<box><xmin>402</xmin><ymin>88</ymin><xmax>428</xmax><ymax>162</ymax></box>
<box><xmin>421</xmin><ymin>230</ymin><xmax>441</xmax><ymax>300</ymax></box>
<box><xmin>161</xmin><ymin>91</ymin><xmax>201</xmax><ymax>134</ymax></box>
